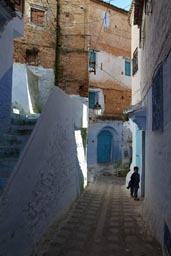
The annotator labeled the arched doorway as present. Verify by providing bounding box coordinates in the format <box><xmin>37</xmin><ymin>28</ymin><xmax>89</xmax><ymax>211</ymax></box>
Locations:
<box><xmin>97</xmin><ymin>130</ymin><xmax>112</xmax><ymax>163</ymax></box>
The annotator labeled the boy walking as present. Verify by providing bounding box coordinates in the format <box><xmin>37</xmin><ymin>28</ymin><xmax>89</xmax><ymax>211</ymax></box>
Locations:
<box><xmin>129</xmin><ymin>166</ymin><xmax>140</xmax><ymax>200</ymax></box>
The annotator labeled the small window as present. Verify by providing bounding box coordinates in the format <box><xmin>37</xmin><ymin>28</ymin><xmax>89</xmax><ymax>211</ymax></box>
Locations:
<box><xmin>26</xmin><ymin>48</ymin><xmax>39</xmax><ymax>66</ymax></box>
<box><xmin>89</xmin><ymin>91</ymin><xmax>98</xmax><ymax>109</ymax></box>
<box><xmin>125</xmin><ymin>60</ymin><xmax>131</xmax><ymax>76</ymax></box>
<box><xmin>103</xmin><ymin>11</ymin><xmax>110</xmax><ymax>28</ymax></box>
<box><xmin>30</xmin><ymin>7</ymin><xmax>45</xmax><ymax>26</ymax></box>
<box><xmin>132</xmin><ymin>48</ymin><xmax>138</xmax><ymax>75</ymax></box>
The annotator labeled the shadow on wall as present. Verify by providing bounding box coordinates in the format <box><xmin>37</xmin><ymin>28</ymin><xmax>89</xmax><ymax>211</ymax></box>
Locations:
<box><xmin>0</xmin><ymin>87</ymin><xmax>86</xmax><ymax>256</ymax></box>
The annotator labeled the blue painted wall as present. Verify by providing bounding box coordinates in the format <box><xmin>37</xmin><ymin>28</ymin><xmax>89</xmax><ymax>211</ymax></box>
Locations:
<box><xmin>0</xmin><ymin>22</ymin><xmax>14</xmax><ymax>134</ymax></box>
<box><xmin>0</xmin><ymin>67</ymin><xmax>13</xmax><ymax>133</ymax></box>
<box><xmin>87</xmin><ymin>121</ymin><xmax>122</xmax><ymax>166</ymax></box>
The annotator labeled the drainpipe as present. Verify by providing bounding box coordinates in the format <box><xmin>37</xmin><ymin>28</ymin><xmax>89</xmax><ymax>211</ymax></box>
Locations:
<box><xmin>55</xmin><ymin>0</ymin><xmax>61</xmax><ymax>86</ymax></box>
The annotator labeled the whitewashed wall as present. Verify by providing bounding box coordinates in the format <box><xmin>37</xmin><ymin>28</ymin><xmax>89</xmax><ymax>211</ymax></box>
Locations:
<box><xmin>0</xmin><ymin>87</ymin><xmax>87</xmax><ymax>256</ymax></box>
<box><xmin>132</xmin><ymin>0</ymin><xmax>171</xmax><ymax>253</ymax></box>
<box><xmin>90</xmin><ymin>51</ymin><xmax>131</xmax><ymax>88</ymax></box>
<box><xmin>0</xmin><ymin>16</ymin><xmax>24</xmax><ymax>132</ymax></box>
<box><xmin>12</xmin><ymin>64</ymin><xmax>54</xmax><ymax>114</ymax></box>
<box><xmin>131</xmin><ymin>8</ymin><xmax>142</xmax><ymax>105</ymax></box>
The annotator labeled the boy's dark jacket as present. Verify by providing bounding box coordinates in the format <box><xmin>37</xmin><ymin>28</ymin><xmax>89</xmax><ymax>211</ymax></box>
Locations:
<box><xmin>130</xmin><ymin>172</ymin><xmax>140</xmax><ymax>188</ymax></box>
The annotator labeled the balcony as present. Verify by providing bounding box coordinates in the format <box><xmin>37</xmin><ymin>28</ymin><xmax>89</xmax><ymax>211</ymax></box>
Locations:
<box><xmin>0</xmin><ymin>0</ymin><xmax>24</xmax><ymax>23</ymax></box>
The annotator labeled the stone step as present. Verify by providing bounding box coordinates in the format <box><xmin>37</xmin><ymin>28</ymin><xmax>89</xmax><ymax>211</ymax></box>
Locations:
<box><xmin>0</xmin><ymin>134</ymin><xmax>30</xmax><ymax>146</ymax></box>
<box><xmin>9</xmin><ymin>125</ymin><xmax>35</xmax><ymax>135</ymax></box>
<box><xmin>0</xmin><ymin>157</ymin><xmax>18</xmax><ymax>172</ymax></box>
<box><xmin>11</xmin><ymin>116</ymin><xmax>38</xmax><ymax>126</ymax></box>
<box><xmin>0</xmin><ymin>146</ymin><xmax>21</xmax><ymax>158</ymax></box>
<box><xmin>0</xmin><ymin>177</ymin><xmax>8</xmax><ymax>189</ymax></box>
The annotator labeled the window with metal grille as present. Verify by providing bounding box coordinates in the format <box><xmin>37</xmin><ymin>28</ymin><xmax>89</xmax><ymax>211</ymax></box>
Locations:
<box><xmin>132</xmin><ymin>48</ymin><xmax>138</xmax><ymax>75</ymax></box>
<box><xmin>30</xmin><ymin>7</ymin><xmax>45</xmax><ymax>26</ymax></box>
<box><xmin>152</xmin><ymin>65</ymin><xmax>163</xmax><ymax>131</ymax></box>
<box><xmin>89</xmin><ymin>50</ymin><xmax>96</xmax><ymax>74</ymax></box>
<box><xmin>26</xmin><ymin>48</ymin><xmax>39</xmax><ymax>66</ymax></box>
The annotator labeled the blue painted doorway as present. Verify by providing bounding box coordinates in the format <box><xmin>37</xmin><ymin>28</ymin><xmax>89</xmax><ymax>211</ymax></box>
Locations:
<box><xmin>97</xmin><ymin>130</ymin><xmax>112</xmax><ymax>163</ymax></box>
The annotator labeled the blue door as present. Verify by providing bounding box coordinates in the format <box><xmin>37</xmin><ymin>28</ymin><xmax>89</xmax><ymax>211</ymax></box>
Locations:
<box><xmin>98</xmin><ymin>130</ymin><xmax>112</xmax><ymax>163</ymax></box>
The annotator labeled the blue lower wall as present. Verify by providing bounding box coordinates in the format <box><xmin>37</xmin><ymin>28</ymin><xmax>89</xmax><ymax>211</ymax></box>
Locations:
<box><xmin>0</xmin><ymin>67</ymin><xmax>13</xmax><ymax>133</ymax></box>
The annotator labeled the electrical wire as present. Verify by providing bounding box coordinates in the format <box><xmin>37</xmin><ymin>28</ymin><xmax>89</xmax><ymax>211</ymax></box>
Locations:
<box><xmin>95</xmin><ymin>63</ymin><xmax>131</xmax><ymax>89</ymax></box>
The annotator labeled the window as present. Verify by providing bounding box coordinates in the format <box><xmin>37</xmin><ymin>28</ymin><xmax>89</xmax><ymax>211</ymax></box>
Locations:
<box><xmin>103</xmin><ymin>11</ymin><xmax>110</xmax><ymax>28</ymax></box>
<box><xmin>152</xmin><ymin>65</ymin><xmax>163</xmax><ymax>131</ymax></box>
<box><xmin>132</xmin><ymin>48</ymin><xmax>138</xmax><ymax>75</ymax></box>
<box><xmin>89</xmin><ymin>91</ymin><xmax>98</xmax><ymax>109</ymax></box>
<box><xmin>89</xmin><ymin>50</ymin><xmax>96</xmax><ymax>74</ymax></box>
<box><xmin>125</xmin><ymin>60</ymin><xmax>131</xmax><ymax>76</ymax></box>
<box><xmin>30</xmin><ymin>7</ymin><xmax>45</xmax><ymax>26</ymax></box>
<box><xmin>26</xmin><ymin>48</ymin><xmax>39</xmax><ymax>66</ymax></box>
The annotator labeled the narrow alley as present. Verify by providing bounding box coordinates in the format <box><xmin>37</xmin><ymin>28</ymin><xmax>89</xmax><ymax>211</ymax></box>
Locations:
<box><xmin>32</xmin><ymin>174</ymin><xmax>162</xmax><ymax>256</ymax></box>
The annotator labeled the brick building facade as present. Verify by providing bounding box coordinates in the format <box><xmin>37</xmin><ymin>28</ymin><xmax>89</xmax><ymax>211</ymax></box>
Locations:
<box><xmin>89</xmin><ymin>0</ymin><xmax>131</xmax><ymax>119</ymax></box>
<box><xmin>14</xmin><ymin>0</ymin><xmax>56</xmax><ymax>69</ymax></box>
<box><xmin>87</xmin><ymin>1</ymin><xmax>132</xmax><ymax>170</ymax></box>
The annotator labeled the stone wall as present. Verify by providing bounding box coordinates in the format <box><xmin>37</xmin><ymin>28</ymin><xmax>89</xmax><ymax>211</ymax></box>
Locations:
<box><xmin>0</xmin><ymin>87</ymin><xmax>87</xmax><ymax>256</ymax></box>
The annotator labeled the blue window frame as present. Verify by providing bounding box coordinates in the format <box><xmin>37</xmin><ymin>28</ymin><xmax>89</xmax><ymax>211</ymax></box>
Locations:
<box><xmin>152</xmin><ymin>65</ymin><xmax>163</xmax><ymax>131</ymax></box>
<box><xmin>125</xmin><ymin>60</ymin><xmax>131</xmax><ymax>76</ymax></box>
<box><xmin>89</xmin><ymin>50</ymin><xmax>96</xmax><ymax>68</ymax></box>
<box><xmin>103</xmin><ymin>11</ymin><xmax>110</xmax><ymax>28</ymax></box>
<box><xmin>89</xmin><ymin>91</ymin><xmax>98</xmax><ymax>109</ymax></box>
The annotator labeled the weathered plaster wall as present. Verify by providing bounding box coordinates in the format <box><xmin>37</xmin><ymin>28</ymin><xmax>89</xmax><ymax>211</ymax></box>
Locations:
<box><xmin>89</xmin><ymin>0</ymin><xmax>131</xmax><ymax>58</ymax></box>
<box><xmin>90</xmin><ymin>52</ymin><xmax>131</xmax><ymax>87</ymax></box>
<box><xmin>143</xmin><ymin>50</ymin><xmax>171</xmax><ymax>249</ymax></box>
<box><xmin>0</xmin><ymin>87</ymin><xmax>87</xmax><ymax>256</ymax></box>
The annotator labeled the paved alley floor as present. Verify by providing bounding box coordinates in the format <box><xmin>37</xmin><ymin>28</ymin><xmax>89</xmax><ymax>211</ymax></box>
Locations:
<box><xmin>33</xmin><ymin>175</ymin><xmax>162</xmax><ymax>256</ymax></box>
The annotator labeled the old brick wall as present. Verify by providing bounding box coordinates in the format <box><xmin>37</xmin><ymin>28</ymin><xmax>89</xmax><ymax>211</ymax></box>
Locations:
<box><xmin>90</xmin><ymin>81</ymin><xmax>131</xmax><ymax>119</ymax></box>
<box><xmin>89</xmin><ymin>0</ymin><xmax>131</xmax><ymax>58</ymax></box>
<box><xmin>14</xmin><ymin>0</ymin><xmax>56</xmax><ymax>69</ymax></box>
<box><xmin>57</xmin><ymin>0</ymin><xmax>89</xmax><ymax>97</ymax></box>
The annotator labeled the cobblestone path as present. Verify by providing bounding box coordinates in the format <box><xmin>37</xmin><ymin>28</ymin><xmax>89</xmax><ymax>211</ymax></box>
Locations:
<box><xmin>33</xmin><ymin>175</ymin><xmax>162</xmax><ymax>256</ymax></box>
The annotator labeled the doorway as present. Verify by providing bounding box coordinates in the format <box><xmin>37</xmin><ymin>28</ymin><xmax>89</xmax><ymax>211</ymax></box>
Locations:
<box><xmin>97</xmin><ymin>130</ymin><xmax>112</xmax><ymax>163</ymax></box>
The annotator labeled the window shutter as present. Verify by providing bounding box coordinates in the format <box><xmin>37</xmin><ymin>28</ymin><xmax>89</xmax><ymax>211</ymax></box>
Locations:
<box><xmin>125</xmin><ymin>60</ymin><xmax>131</xmax><ymax>76</ymax></box>
<box><xmin>89</xmin><ymin>92</ymin><xmax>96</xmax><ymax>109</ymax></box>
